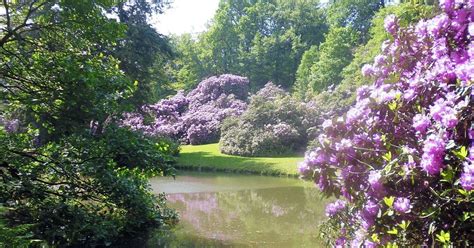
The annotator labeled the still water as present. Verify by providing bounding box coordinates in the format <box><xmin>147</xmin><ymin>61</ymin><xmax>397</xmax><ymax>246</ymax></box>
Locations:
<box><xmin>147</xmin><ymin>172</ymin><xmax>329</xmax><ymax>247</ymax></box>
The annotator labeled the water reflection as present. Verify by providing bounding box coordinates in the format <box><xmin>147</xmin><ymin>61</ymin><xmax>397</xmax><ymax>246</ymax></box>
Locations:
<box><xmin>147</xmin><ymin>172</ymin><xmax>328</xmax><ymax>247</ymax></box>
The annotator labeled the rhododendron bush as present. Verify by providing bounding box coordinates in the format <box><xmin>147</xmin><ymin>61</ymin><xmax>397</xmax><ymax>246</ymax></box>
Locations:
<box><xmin>121</xmin><ymin>74</ymin><xmax>248</xmax><ymax>144</ymax></box>
<box><xmin>220</xmin><ymin>83</ymin><xmax>320</xmax><ymax>156</ymax></box>
<box><xmin>300</xmin><ymin>1</ymin><xmax>473</xmax><ymax>247</ymax></box>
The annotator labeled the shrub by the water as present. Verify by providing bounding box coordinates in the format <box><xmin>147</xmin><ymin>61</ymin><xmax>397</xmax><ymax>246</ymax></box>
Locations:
<box><xmin>122</xmin><ymin>74</ymin><xmax>249</xmax><ymax>145</ymax></box>
<box><xmin>220</xmin><ymin>83</ymin><xmax>319</xmax><ymax>156</ymax></box>
<box><xmin>0</xmin><ymin>126</ymin><xmax>179</xmax><ymax>246</ymax></box>
<box><xmin>299</xmin><ymin>1</ymin><xmax>473</xmax><ymax>247</ymax></box>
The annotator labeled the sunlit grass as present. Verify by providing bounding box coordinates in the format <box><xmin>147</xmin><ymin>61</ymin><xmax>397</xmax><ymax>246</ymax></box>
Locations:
<box><xmin>176</xmin><ymin>143</ymin><xmax>303</xmax><ymax>176</ymax></box>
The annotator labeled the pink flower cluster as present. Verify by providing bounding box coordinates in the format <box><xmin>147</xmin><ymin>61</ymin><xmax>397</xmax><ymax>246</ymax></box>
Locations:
<box><xmin>301</xmin><ymin>1</ymin><xmax>473</xmax><ymax>246</ymax></box>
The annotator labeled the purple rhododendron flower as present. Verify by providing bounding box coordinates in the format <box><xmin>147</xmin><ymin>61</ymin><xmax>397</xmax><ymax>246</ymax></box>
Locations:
<box><xmin>384</xmin><ymin>14</ymin><xmax>398</xmax><ymax>34</ymax></box>
<box><xmin>394</xmin><ymin>197</ymin><xmax>412</xmax><ymax>214</ymax></box>
<box><xmin>368</xmin><ymin>171</ymin><xmax>383</xmax><ymax>192</ymax></box>
<box><xmin>361</xmin><ymin>64</ymin><xmax>375</xmax><ymax>77</ymax></box>
<box><xmin>413</xmin><ymin>114</ymin><xmax>431</xmax><ymax>133</ymax></box>
<box><xmin>460</xmin><ymin>160</ymin><xmax>474</xmax><ymax>191</ymax></box>
<box><xmin>335</xmin><ymin>237</ymin><xmax>346</xmax><ymax>248</ymax></box>
<box><xmin>325</xmin><ymin>200</ymin><xmax>346</xmax><ymax>217</ymax></box>
<box><xmin>421</xmin><ymin>134</ymin><xmax>446</xmax><ymax>175</ymax></box>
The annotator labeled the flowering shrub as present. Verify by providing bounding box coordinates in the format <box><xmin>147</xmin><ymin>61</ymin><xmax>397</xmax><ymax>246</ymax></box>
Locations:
<box><xmin>300</xmin><ymin>2</ymin><xmax>473</xmax><ymax>247</ymax></box>
<box><xmin>121</xmin><ymin>74</ymin><xmax>248</xmax><ymax>144</ymax></box>
<box><xmin>220</xmin><ymin>83</ymin><xmax>319</xmax><ymax>156</ymax></box>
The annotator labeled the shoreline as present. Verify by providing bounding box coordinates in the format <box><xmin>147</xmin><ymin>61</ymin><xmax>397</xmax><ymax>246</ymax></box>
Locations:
<box><xmin>175</xmin><ymin>143</ymin><xmax>303</xmax><ymax>177</ymax></box>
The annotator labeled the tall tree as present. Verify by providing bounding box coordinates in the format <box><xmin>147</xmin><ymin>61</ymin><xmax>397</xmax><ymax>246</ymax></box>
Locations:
<box><xmin>327</xmin><ymin>0</ymin><xmax>385</xmax><ymax>43</ymax></box>
<box><xmin>306</xmin><ymin>27</ymin><xmax>358</xmax><ymax>93</ymax></box>
<box><xmin>0</xmin><ymin>0</ymin><xmax>130</xmax><ymax>143</ymax></box>
<box><xmin>110</xmin><ymin>0</ymin><xmax>175</xmax><ymax>106</ymax></box>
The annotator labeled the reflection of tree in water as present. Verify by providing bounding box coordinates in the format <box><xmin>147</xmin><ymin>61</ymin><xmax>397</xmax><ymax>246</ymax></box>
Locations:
<box><xmin>166</xmin><ymin>186</ymin><xmax>328</xmax><ymax>246</ymax></box>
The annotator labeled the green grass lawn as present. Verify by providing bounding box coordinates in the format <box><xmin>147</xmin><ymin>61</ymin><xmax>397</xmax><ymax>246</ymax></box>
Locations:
<box><xmin>176</xmin><ymin>143</ymin><xmax>303</xmax><ymax>176</ymax></box>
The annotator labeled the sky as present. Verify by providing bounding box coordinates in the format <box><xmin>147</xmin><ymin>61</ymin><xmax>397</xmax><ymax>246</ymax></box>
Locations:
<box><xmin>152</xmin><ymin>0</ymin><xmax>220</xmax><ymax>36</ymax></box>
<box><xmin>151</xmin><ymin>0</ymin><xmax>329</xmax><ymax>36</ymax></box>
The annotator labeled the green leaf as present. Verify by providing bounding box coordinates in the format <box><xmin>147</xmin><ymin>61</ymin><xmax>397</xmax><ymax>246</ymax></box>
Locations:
<box><xmin>387</xmin><ymin>228</ymin><xmax>398</xmax><ymax>235</ymax></box>
<box><xmin>440</xmin><ymin>167</ymin><xmax>454</xmax><ymax>183</ymax></box>
<box><xmin>461</xmin><ymin>212</ymin><xmax>470</xmax><ymax>221</ymax></box>
<box><xmin>452</xmin><ymin>146</ymin><xmax>468</xmax><ymax>160</ymax></box>
<box><xmin>371</xmin><ymin>233</ymin><xmax>380</xmax><ymax>243</ymax></box>
<box><xmin>386</xmin><ymin>242</ymin><xmax>399</xmax><ymax>248</ymax></box>
<box><xmin>388</xmin><ymin>101</ymin><xmax>397</xmax><ymax>111</ymax></box>
<box><xmin>398</xmin><ymin>220</ymin><xmax>410</xmax><ymax>230</ymax></box>
<box><xmin>382</xmin><ymin>151</ymin><xmax>392</xmax><ymax>162</ymax></box>
<box><xmin>458</xmin><ymin>189</ymin><xmax>468</xmax><ymax>196</ymax></box>
<box><xmin>384</xmin><ymin>196</ymin><xmax>395</xmax><ymax>208</ymax></box>
<box><xmin>416</xmin><ymin>104</ymin><xmax>422</xmax><ymax>112</ymax></box>
<box><xmin>436</xmin><ymin>230</ymin><xmax>450</xmax><ymax>244</ymax></box>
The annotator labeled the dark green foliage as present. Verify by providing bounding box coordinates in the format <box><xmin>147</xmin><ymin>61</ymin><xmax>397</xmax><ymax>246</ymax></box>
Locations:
<box><xmin>0</xmin><ymin>128</ymin><xmax>178</xmax><ymax>247</ymax></box>
<box><xmin>102</xmin><ymin>126</ymin><xmax>179</xmax><ymax>174</ymax></box>
<box><xmin>0</xmin><ymin>205</ymin><xmax>44</xmax><ymax>248</ymax></box>
<box><xmin>327</xmin><ymin>0</ymin><xmax>385</xmax><ymax>43</ymax></box>
<box><xmin>0</xmin><ymin>0</ymin><xmax>131</xmax><ymax>144</ymax></box>
<box><xmin>111</xmin><ymin>0</ymin><xmax>176</xmax><ymax>106</ymax></box>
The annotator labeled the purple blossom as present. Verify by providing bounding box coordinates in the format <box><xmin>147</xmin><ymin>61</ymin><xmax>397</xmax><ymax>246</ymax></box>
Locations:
<box><xmin>412</xmin><ymin>114</ymin><xmax>431</xmax><ymax>133</ymax></box>
<box><xmin>429</xmin><ymin>98</ymin><xmax>458</xmax><ymax>128</ymax></box>
<box><xmin>325</xmin><ymin>200</ymin><xmax>346</xmax><ymax>217</ymax></box>
<box><xmin>460</xmin><ymin>160</ymin><xmax>474</xmax><ymax>191</ymax></box>
<box><xmin>121</xmin><ymin>74</ymin><xmax>249</xmax><ymax>144</ymax></box>
<box><xmin>321</xmin><ymin>119</ymin><xmax>332</xmax><ymax>129</ymax></box>
<box><xmin>364</xmin><ymin>240</ymin><xmax>378</xmax><ymax>248</ymax></box>
<box><xmin>394</xmin><ymin>197</ymin><xmax>412</xmax><ymax>214</ymax></box>
<box><xmin>368</xmin><ymin>171</ymin><xmax>384</xmax><ymax>192</ymax></box>
<box><xmin>305</xmin><ymin>148</ymin><xmax>328</xmax><ymax>166</ymax></box>
<box><xmin>427</xmin><ymin>14</ymin><xmax>450</xmax><ymax>38</ymax></box>
<box><xmin>384</xmin><ymin>14</ymin><xmax>398</xmax><ymax>34</ymax></box>
<box><xmin>253</xmin><ymin>82</ymin><xmax>287</xmax><ymax>99</ymax></box>
<box><xmin>297</xmin><ymin>161</ymin><xmax>311</xmax><ymax>175</ymax></box>
<box><xmin>374</xmin><ymin>55</ymin><xmax>386</xmax><ymax>67</ymax></box>
<box><xmin>363</xmin><ymin>200</ymin><xmax>380</xmax><ymax>217</ymax></box>
<box><xmin>432</xmin><ymin>38</ymin><xmax>448</xmax><ymax>59</ymax></box>
<box><xmin>439</xmin><ymin>0</ymin><xmax>455</xmax><ymax>12</ymax></box>
<box><xmin>270</xmin><ymin>123</ymin><xmax>299</xmax><ymax>139</ymax></box>
<box><xmin>361</xmin><ymin>64</ymin><xmax>375</xmax><ymax>77</ymax></box>
<box><xmin>335</xmin><ymin>237</ymin><xmax>346</xmax><ymax>248</ymax></box>
<box><xmin>420</xmin><ymin>134</ymin><xmax>446</xmax><ymax>175</ymax></box>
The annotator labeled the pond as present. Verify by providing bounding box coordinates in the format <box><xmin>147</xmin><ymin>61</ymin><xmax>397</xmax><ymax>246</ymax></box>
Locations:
<box><xmin>143</xmin><ymin>171</ymin><xmax>329</xmax><ymax>247</ymax></box>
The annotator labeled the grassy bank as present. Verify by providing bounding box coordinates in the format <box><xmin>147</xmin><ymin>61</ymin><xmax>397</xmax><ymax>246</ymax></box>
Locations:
<box><xmin>176</xmin><ymin>143</ymin><xmax>303</xmax><ymax>176</ymax></box>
